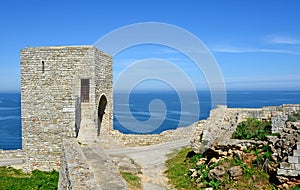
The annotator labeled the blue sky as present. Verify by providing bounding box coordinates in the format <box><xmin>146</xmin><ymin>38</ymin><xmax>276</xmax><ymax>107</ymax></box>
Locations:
<box><xmin>0</xmin><ymin>0</ymin><xmax>300</xmax><ymax>92</ymax></box>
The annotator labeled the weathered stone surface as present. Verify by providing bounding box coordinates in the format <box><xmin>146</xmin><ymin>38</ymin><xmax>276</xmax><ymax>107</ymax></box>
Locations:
<box><xmin>208</xmin><ymin>165</ymin><xmax>226</xmax><ymax>180</ymax></box>
<box><xmin>294</xmin><ymin>150</ymin><xmax>300</xmax><ymax>157</ymax></box>
<box><xmin>288</xmin><ymin>157</ymin><xmax>299</xmax><ymax>164</ymax></box>
<box><xmin>0</xmin><ymin>149</ymin><xmax>23</xmax><ymax>159</ymax></box>
<box><xmin>271</xmin><ymin>113</ymin><xmax>288</xmax><ymax>133</ymax></box>
<box><xmin>228</xmin><ymin>166</ymin><xmax>243</xmax><ymax>180</ymax></box>
<box><xmin>0</xmin><ymin>158</ymin><xmax>24</xmax><ymax>166</ymax></box>
<box><xmin>280</xmin><ymin>162</ymin><xmax>294</xmax><ymax>170</ymax></box>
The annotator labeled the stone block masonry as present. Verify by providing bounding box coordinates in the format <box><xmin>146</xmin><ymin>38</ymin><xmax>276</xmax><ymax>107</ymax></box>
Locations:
<box><xmin>0</xmin><ymin>149</ymin><xmax>24</xmax><ymax>167</ymax></box>
<box><xmin>20</xmin><ymin>46</ymin><xmax>113</xmax><ymax>172</ymax></box>
<box><xmin>278</xmin><ymin>142</ymin><xmax>300</xmax><ymax>177</ymax></box>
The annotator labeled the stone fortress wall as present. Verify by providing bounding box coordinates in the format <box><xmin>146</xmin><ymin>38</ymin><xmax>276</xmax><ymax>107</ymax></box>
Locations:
<box><xmin>101</xmin><ymin>122</ymin><xmax>200</xmax><ymax>147</ymax></box>
<box><xmin>20</xmin><ymin>46</ymin><xmax>113</xmax><ymax>171</ymax></box>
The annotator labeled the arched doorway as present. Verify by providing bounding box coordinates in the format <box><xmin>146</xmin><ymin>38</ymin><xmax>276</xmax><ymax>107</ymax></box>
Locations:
<box><xmin>98</xmin><ymin>95</ymin><xmax>107</xmax><ymax>136</ymax></box>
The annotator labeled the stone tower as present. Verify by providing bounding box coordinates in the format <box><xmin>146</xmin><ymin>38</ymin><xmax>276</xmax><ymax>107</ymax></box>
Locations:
<box><xmin>20</xmin><ymin>46</ymin><xmax>113</xmax><ymax>171</ymax></box>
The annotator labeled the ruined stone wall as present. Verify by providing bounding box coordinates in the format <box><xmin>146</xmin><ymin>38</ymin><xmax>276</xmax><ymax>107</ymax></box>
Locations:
<box><xmin>199</xmin><ymin>104</ymin><xmax>300</xmax><ymax>150</ymax></box>
<box><xmin>98</xmin><ymin>104</ymin><xmax>300</xmax><ymax>148</ymax></box>
<box><xmin>58</xmin><ymin>138</ymin><xmax>98</xmax><ymax>189</ymax></box>
<box><xmin>20</xmin><ymin>46</ymin><xmax>113</xmax><ymax>171</ymax></box>
<box><xmin>274</xmin><ymin>121</ymin><xmax>300</xmax><ymax>177</ymax></box>
<box><xmin>194</xmin><ymin>104</ymin><xmax>300</xmax><ymax>178</ymax></box>
<box><xmin>278</xmin><ymin>142</ymin><xmax>300</xmax><ymax>177</ymax></box>
<box><xmin>99</xmin><ymin>122</ymin><xmax>201</xmax><ymax>148</ymax></box>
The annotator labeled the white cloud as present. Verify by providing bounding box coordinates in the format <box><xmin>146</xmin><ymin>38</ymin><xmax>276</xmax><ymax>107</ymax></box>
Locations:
<box><xmin>212</xmin><ymin>34</ymin><xmax>300</xmax><ymax>55</ymax></box>
<box><xmin>213</xmin><ymin>46</ymin><xmax>300</xmax><ymax>55</ymax></box>
<box><xmin>266</xmin><ymin>35</ymin><xmax>300</xmax><ymax>45</ymax></box>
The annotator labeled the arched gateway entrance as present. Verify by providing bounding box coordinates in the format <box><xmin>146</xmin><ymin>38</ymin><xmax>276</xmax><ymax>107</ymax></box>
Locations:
<box><xmin>98</xmin><ymin>95</ymin><xmax>107</xmax><ymax>136</ymax></box>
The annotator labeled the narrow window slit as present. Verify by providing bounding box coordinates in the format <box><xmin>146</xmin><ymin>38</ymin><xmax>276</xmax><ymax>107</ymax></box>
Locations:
<box><xmin>42</xmin><ymin>61</ymin><xmax>45</xmax><ymax>73</ymax></box>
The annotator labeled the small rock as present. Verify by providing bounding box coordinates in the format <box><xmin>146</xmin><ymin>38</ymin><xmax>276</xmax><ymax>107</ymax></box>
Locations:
<box><xmin>191</xmin><ymin>170</ymin><xmax>198</xmax><ymax>178</ymax></box>
<box><xmin>282</xmin><ymin>156</ymin><xmax>288</xmax><ymax>162</ymax></box>
<box><xmin>282</xmin><ymin>183</ymin><xmax>289</xmax><ymax>189</ymax></box>
<box><xmin>276</xmin><ymin>175</ymin><xmax>289</xmax><ymax>183</ymax></box>
<box><xmin>195</xmin><ymin>178</ymin><xmax>202</xmax><ymax>183</ymax></box>
<box><xmin>221</xmin><ymin>151</ymin><xmax>228</xmax><ymax>156</ymax></box>
<box><xmin>246</xmin><ymin>142</ymin><xmax>252</xmax><ymax>147</ymax></box>
<box><xmin>270</xmin><ymin>144</ymin><xmax>276</xmax><ymax>153</ymax></box>
<box><xmin>209</xmin><ymin>157</ymin><xmax>218</xmax><ymax>164</ymax></box>
<box><xmin>228</xmin><ymin>166</ymin><xmax>243</xmax><ymax>180</ymax></box>
<box><xmin>208</xmin><ymin>165</ymin><xmax>226</xmax><ymax>180</ymax></box>
<box><xmin>196</xmin><ymin>158</ymin><xmax>206</xmax><ymax>166</ymax></box>
<box><xmin>240</xmin><ymin>146</ymin><xmax>247</xmax><ymax>151</ymax></box>
<box><xmin>233</xmin><ymin>150</ymin><xmax>244</xmax><ymax>160</ymax></box>
<box><xmin>197</xmin><ymin>182</ymin><xmax>206</xmax><ymax>188</ymax></box>
<box><xmin>271</xmin><ymin>154</ymin><xmax>278</xmax><ymax>162</ymax></box>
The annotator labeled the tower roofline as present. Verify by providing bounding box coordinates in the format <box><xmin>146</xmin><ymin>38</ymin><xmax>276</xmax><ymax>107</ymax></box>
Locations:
<box><xmin>21</xmin><ymin>45</ymin><xmax>111</xmax><ymax>58</ymax></box>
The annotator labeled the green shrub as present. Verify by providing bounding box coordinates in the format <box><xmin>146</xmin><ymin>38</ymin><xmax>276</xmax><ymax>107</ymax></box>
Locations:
<box><xmin>232</xmin><ymin>118</ymin><xmax>272</xmax><ymax>140</ymax></box>
<box><xmin>288</xmin><ymin>110</ymin><xmax>300</xmax><ymax>122</ymax></box>
<box><xmin>207</xmin><ymin>179</ymin><xmax>221</xmax><ymax>189</ymax></box>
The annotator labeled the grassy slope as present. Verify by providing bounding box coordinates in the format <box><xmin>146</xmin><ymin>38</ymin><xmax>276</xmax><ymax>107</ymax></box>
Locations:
<box><xmin>0</xmin><ymin>166</ymin><xmax>58</xmax><ymax>190</ymax></box>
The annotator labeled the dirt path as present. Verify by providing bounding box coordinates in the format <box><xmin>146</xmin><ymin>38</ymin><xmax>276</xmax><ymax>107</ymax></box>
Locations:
<box><xmin>104</xmin><ymin>139</ymin><xmax>191</xmax><ymax>190</ymax></box>
<box><xmin>79</xmin><ymin>120</ymin><xmax>193</xmax><ymax>189</ymax></box>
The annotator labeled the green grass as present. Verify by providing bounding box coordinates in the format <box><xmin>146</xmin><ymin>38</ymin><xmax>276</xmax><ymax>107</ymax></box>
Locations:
<box><xmin>165</xmin><ymin>148</ymin><xmax>199</xmax><ymax>189</ymax></box>
<box><xmin>290</xmin><ymin>185</ymin><xmax>300</xmax><ymax>190</ymax></box>
<box><xmin>288</xmin><ymin>110</ymin><xmax>300</xmax><ymax>122</ymax></box>
<box><xmin>232</xmin><ymin>118</ymin><xmax>272</xmax><ymax>140</ymax></box>
<box><xmin>120</xmin><ymin>171</ymin><xmax>142</xmax><ymax>189</ymax></box>
<box><xmin>0</xmin><ymin>166</ymin><xmax>58</xmax><ymax>190</ymax></box>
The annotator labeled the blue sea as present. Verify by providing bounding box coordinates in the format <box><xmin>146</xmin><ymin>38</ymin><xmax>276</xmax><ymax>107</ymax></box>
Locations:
<box><xmin>0</xmin><ymin>91</ymin><xmax>300</xmax><ymax>150</ymax></box>
<box><xmin>0</xmin><ymin>93</ymin><xmax>21</xmax><ymax>150</ymax></box>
